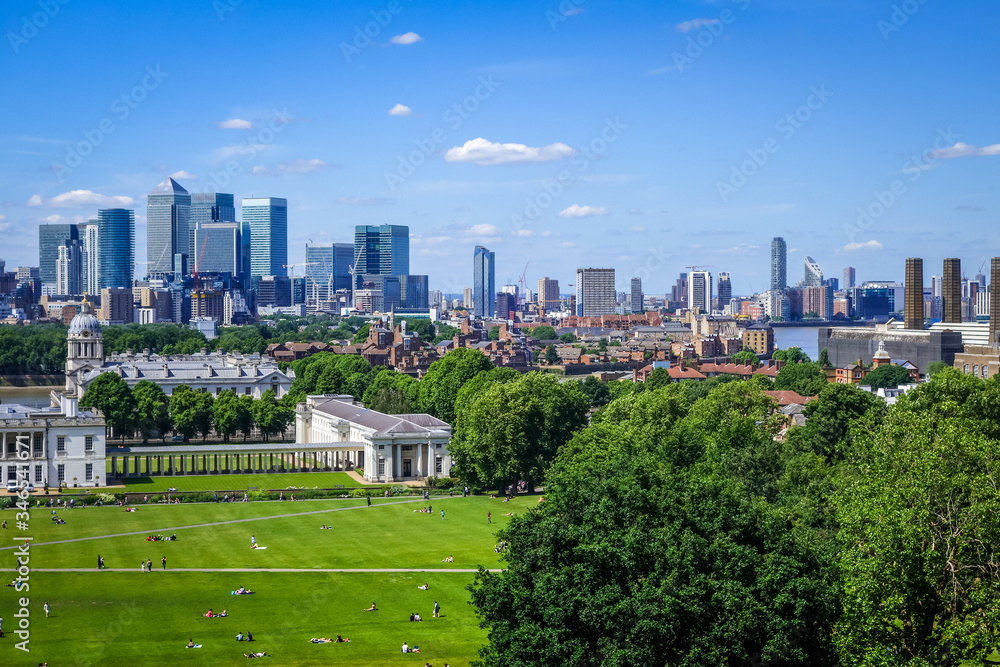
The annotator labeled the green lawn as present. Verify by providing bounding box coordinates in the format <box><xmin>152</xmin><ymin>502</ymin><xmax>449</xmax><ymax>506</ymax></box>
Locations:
<box><xmin>0</xmin><ymin>495</ymin><xmax>536</xmax><ymax>665</ymax></box>
<box><xmin>116</xmin><ymin>471</ymin><xmax>369</xmax><ymax>492</ymax></box>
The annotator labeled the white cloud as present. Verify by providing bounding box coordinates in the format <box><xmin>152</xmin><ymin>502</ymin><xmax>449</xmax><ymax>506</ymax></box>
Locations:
<box><xmin>251</xmin><ymin>165</ymin><xmax>267</xmax><ymax>174</ymax></box>
<box><xmin>676</xmin><ymin>18</ymin><xmax>720</xmax><ymax>33</ymax></box>
<box><xmin>29</xmin><ymin>190</ymin><xmax>135</xmax><ymax>209</ymax></box>
<box><xmin>444</xmin><ymin>138</ymin><xmax>575</xmax><ymax>166</ymax></box>
<box><xmin>390</xmin><ymin>32</ymin><xmax>423</xmax><ymax>45</ymax></box>
<box><xmin>628</xmin><ymin>226</ymin><xmax>647</xmax><ymax>233</ymax></box>
<box><xmin>843</xmin><ymin>240</ymin><xmax>883</xmax><ymax>251</ymax></box>
<box><xmin>0</xmin><ymin>221</ymin><xmax>8</xmax><ymax>232</ymax></box>
<box><xmin>560</xmin><ymin>241</ymin><xmax>576</xmax><ymax>248</ymax></box>
<box><xmin>719</xmin><ymin>243</ymin><xmax>761</xmax><ymax>254</ymax></box>
<box><xmin>217</xmin><ymin>118</ymin><xmax>252</xmax><ymax>130</ymax></box>
<box><xmin>169</xmin><ymin>170</ymin><xmax>198</xmax><ymax>181</ymax></box>
<box><xmin>388</xmin><ymin>103</ymin><xmax>413</xmax><ymax>117</ymax></box>
<box><xmin>626</xmin><ymin>208</ymin><xmax>643</xmax><ymax>215</ymax></box>
<box><xmin>276</xmin><ymin>158</ymin><xmax>329</xmax><ymax>174</ymax></box>
<box><xmin>336</xmin><ymin>196</ymin><xmax>396</xmax><ymax>206</ymax></box>
<box><xmin>929</xmin><ymin>142</ymin><xmax>1000</xmax><ymax>159</ymax></box>
<box><xmin>41</xmin><ymin>214</ymin><xmax>68</xmax><ymax>224</ymax></box>
<box><xmin>559</xmin><ymin>204</ymin><xmax>610</xmax><ymax>218</ymax></box>
<box><xmin>514</xmin><ymin>229</ymin><xmax>534</xmax><ymax>237</ymax></box>
<box><xmin>212</xmin><ymin>144</ymin><xmax>272</xmax><ymax>161</ymax></box>
<box><xmin>467</xmin><ymin>223</ymin><xmax>497</xmax><ymax>236</ymax></box>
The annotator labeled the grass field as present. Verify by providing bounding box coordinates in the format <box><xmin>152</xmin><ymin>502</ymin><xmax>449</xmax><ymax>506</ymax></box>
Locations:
<box><xmin>116</xmin><ymin>471</ymin><xmax>369</xmax><ymax>492</ymax></box>
<box><xmin>0</xmin><ymin>495</ymin><xmax>534</xmax><ymax>666</ymax></box>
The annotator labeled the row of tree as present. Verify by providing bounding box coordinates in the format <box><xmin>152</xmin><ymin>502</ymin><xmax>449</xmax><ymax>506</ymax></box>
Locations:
<box><xmin>79</xmin><ymin>374</ymin><xmax>294</xmax><ymax>443</ymax></box>
<box><xmin>465</xmin><ymin>369</ymin><xmax>1000</xmax><ymax>666</ymax></box>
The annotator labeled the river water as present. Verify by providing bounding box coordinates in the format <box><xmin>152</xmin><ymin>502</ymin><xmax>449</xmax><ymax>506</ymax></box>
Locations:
<box><xmin>772</xmin><ymin>327</ymin><xmax>822</xmax><ymax>361</ymax></box>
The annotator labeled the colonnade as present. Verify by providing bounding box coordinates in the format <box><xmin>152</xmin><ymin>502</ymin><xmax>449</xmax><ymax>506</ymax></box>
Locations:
<box><xmin>109</xmin><ymin>447</ymin><xmax>363</xmax><ymax>477</ymax></box>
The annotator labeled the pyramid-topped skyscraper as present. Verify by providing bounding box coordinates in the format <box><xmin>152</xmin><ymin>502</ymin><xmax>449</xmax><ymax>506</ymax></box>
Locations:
<box><xmin>146</xmin><ymin>177</ymin><xmax>191</xmax><ymax>277</ymax></box>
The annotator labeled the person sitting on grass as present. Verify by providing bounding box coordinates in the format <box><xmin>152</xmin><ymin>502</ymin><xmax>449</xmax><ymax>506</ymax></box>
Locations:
<box><xmin>204</xmin><ymin>610</ymin><xmax>214</xmax><ymax>618</ymax></box>
<box><xmin>363</xmin><ymin>602</ymin><xmax>377</xmax><ymax>611</ymax></box>
<box><xmin>413</xmin><ymin>613</ymin><xmax>422</xmax><ymax>622</ymax></box>
<box><xmin>220</xmin><ymin>609</ymin><xmax>228</xmax><ymax>617</ymax></box>
<box><xmin>336</xmin><ymin>635</ymin><xmax>350</xmax><ymax>643</ymax></box>
<box><xmin>418</xmin><ymin>582</ymin><xmax>429</xmax><ymax>590</ymax></box>
<box><xmin>244</xmin><ymin>652</ymin><xmax>266</xmax><ymax>658</ymax></box>
<box><xmin>310</xmin><ymin>638</ymin><xmax>333</xmax><ymax>643</ymax></box>
<box><xmin>441</xmin><ymin>555</ymin><xmax>454</xmax><ymax>563</ymax></box>
<box><xmin>245</xmin><ymin>631</ymin><xmax>253</xmax><ymax>642</ymax></box>
<box><xmin>237</xmin><ymin>632</ymin><xmax>243</xmax><ymax>641</ymax></box>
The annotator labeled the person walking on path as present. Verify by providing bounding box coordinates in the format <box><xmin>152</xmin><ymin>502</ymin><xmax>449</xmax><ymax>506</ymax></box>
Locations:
<box><xmin>441</xmin><ymin>510</ymin><xmax>445</xmax><ymax>521</ymax></box>
<box><xmin>140</xmin><ymin>560</ymin><xmax>145</xmax><ymax>572</ymax></box>
<box><xmin>97</xmin><ymin>554</ymin><xmax>101</xmax><ymax>569</ymax></box>
<box><xmin>162</xmin><ymin>556</ymin><xmax>167</xmax><ymax>570</ymax></box>
<box><xmin>433</xmin><ymin>601</ymin><xmax>440</xmax><ymax>618</ymax></box>
<box><xmin>251</xmin><ymin>535</ymin><xmax>256</xmax><ymax>548</ymax></box>
<box><xmin>367</xmin><ymin>496</ymin><xmax>371</xmax><ymax>507</ymax></box>
<box><xmin>487</xmin><ymin>512</ymin><xmax>491</xmax><ymax>524</ymax></box>
<box><xmin>44</xmin><ymin>602</ymin><xmax>50</xmax><ymax>617</ymax></box>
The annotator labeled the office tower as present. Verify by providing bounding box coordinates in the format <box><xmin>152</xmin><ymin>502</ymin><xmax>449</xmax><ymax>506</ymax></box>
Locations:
<box><xmin>192</xmin><ymin>222</ymin><xmax>241</xmax><ymax>275</ymax></box>
<box><xmin>473</xmin><ymin>246</ymin><xmax>495</xmax><ymax>318</ymax></box>
<box><xmin>400</xmin><ymin>274</ymin><xmax>429</xmax><ymax>309</ymax></box>
<box><xmin>82</xmin><ymin>223</ymin><xmax>99</xmax><ymax>295</ymax></box>
<box><xmin>190</xmin><ymin>192</ymin><xmax>236</xmax><ymax>257</ymax></box>
<box><xmin>717</xmin><ymin>272</ymin><xmax>732</xmax><ymax>306</ymax></box>
<box><xmin>501</xmin><ymin>284</ymin><xmax>518</xmax><ymax>298</ymax></box>
<box><xmin>803</xmin><ymin>256</ymin><xmax>824</xmax><ymax>286</ymax></box>
<box><xmin>575</xmin><ymin>268</ymin><xmax>616</xmax><ymax>317</ymax></box>
<box><xmin>537</xmin><ymin>277</ymin><xmax>559</xmax><ymax>313</ymax></box>
<box><xmin>147</xmin><ymin>177</ymin><xmax>191</xmax><ymax>277</ymax></box>
<box><xmin>672</xmin><ymin>273</ymin><xmax>688</xmax><ymax>307</ymax></box>
<box><xmin>770</xmin><ymin>237</ymin><xmax>787</xmax><ymax>292</ymax></box>
<box><xmin>243</xmin><ymin>198</ymin><xmax>288</xmax><ymax>283</ymax></box>
<box><xmin>991</xmin><ymin>258</ymin><xmax>1000</xmax><ymax>345</ymax></box>
<box><xmin>241</xmin><ymin>221</ymin><xmax>252</xmax><ymax>280</ymax></box>
<box><xmin>630</xmin><ymin>277</ymin><xmax>643</xmax><ymax>313</ymax></box>
<box><xmin>904</xmin><ymin>258</ymin><xmax>924</xmax><ymax>330</ymax></box>
<box><xmin>353</xmin><ymin>225</ymin><xmax>409</xmax><ymax>282</ymax></box>
<box><xmin>257</xmin><ymin>275</ymin><xmax>292</xmax><ymax>307</ymax></box>
<box><xmin>687</xmin><ymin>270</ymin><xmax>711</xmax><ymax>313</ymax></box>
<box><xmin>462</xmin><ymin>287</ymin><xmax>473</xmax><ymax>309</ymax></box>
<box><xmin>99</xmin><ymin>287</ymin><xmax>133</xmax><ymax>324</ymax></box>
<box><xmin>843</xmin><ymin>266</ymin><xmax>856</xmax><ymax>289</ymax></box>
<box><xmin>38</xmin><ymin>223</ymin><xmax>80</xmax><ymax>286</ymax></box>
<box><xmin>55</xmin><ymin>243</ymin><xmax>79</xmax><ymax>295</ymax></box>
<box><xmin>305</xmin><ymin>244</ymin><xmax>335</xmax><ymax>303</ymax></box>
<box><xmin>97</xmin><ymin>209</ymin><xmax>135</xmax><ymax>289</ymax></box>
<box><xmin>496</xmin><ymin>291</ymin><xmax>516</xmax><ymax>321</ymax></box>
<box><xmin>942</xmin><ymin>258</ymin><xmax>962</xmax><ymax>324</ymax></box>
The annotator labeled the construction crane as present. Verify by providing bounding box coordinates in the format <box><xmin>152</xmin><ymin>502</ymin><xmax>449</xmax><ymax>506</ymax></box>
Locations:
<box><xmin>518</xmin><ymin>262</ymin><xmax>529</xmax><ymax>306</ymax></box>
<box><xmin>192</xmin><ymin>233</ymin><xmax>210</xmax><ymax>290</ymax></box>
<box><xmin>685</xmin><ymin>265</ymin><xmax>714</xmax><ymax>272</ymax></box>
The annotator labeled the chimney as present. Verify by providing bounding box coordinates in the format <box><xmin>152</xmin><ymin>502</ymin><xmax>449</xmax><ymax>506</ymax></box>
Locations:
<box><xmin>942</xmin><ymin>258</ymin><xmax>962</xmax><ymax>324</ymax></box>
<box><xmin>991</xmin><ymin>258</ymin><xmax>1000</xmax><ymax>345</ymax></box>
<box><xmin>142</xmin><ymin>348</ymin><xmax>150</xmax><ymax>361</ymax></box>
<box><xmin>904</xmin><ymin>258</ymin><xmax>924</xmax><ymax>330</ymax></box>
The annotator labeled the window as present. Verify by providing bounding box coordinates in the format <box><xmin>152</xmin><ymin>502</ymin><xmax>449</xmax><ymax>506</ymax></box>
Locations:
<box><xmin>377</xmin><ymin>459</ymin><xmax>385</xmax><ymax>476</ymax></box>
<box><xmin>435</xmin><ymin>443</ymin><xmax>442</xmax><ymax>449</ymax></box>
<box><xmin>245</xmin><ymin>387</ymin><xmax>252</xmax><ymax>395</ymax></box>
<box><xmin>435</xmin><ymin>457</ymin><xmax>442</xmax><ymax>474</ymax></box>
<box><xmin>85</xmin><ymin>435</ymin><xmax>94</xmax><ymax>452</ymax></box>
<box><xmin>985</xmin><ymin>367</ymin><xmax>990</xmax><ymax>380</ymax></box>
<box><xmin>964</xmin><ymin>364</ymin><xmax>970</xmax><ymax>373</ymax></box>
<box><xmin>34</xmin><ymin>464</ymin><xmax>42</xmax><ymax>483</ymax></box>
<box><xmin>402</xmin><ymin>445</ymin><xmax>413</xmax><ymax>451</ymax></box>
<box><xmin>6</xmin><ymin>466</ymin><xmax>14</xmax><ymax>481</ymax></box>
<box><xmin>57</xmin><ymin>464</ymin><xmax>65</xmax><ymax>483</ymax></box>
<box><xmin>85</xmin><ymin>463</ymin><xmax>93</xmax><ymax>482</ymax></box>
<box><xmin>57</xmin><ymin>436</ymin><xmax>65</xmax><ymax>452</ymax></box>
<box><xmin>33</xmin><ymin>432</ymin><xmax>42</xmax><ymax>453</ymax></box>
<box><xmin>974</xmin><ymin>365</ymin><xmax>979</xmax><ymax>377</ymax></box>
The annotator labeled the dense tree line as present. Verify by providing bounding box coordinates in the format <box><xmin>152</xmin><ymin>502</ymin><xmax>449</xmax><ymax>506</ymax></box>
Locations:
<box><xmin>0</xmin><ymin>324</ymin><xmax>67</xmax><ymax>374</ymax></box>
<box><xmin>79</xmin><ymin>373</ymin><xmax>293</xmax><ymax>443</ymax></box>
<box><xmin>464</xmin><ymin>370</ymin><xmax>1000</xmax><ymax>666</ymax></box>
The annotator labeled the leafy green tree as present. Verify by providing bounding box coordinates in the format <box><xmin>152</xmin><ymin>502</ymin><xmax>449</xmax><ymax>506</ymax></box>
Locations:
<box><xmin>836</xmin><ymin>406</ymin><xmax>1000</xmax><ymax>665</ymax></box>
<box><xmin>559</xmin><ymin>332</ymin><xmax>576</xmax><ymax>343</ymax></box>
<box><xmin>773</xmin><ymin>346</ymin><xmax>811</xmax><ymax>363</ymax></box>
<box><xmin>470</xmin><ymin>381</ymin><xmax>840</xmax><ymax>666</ymax></box>
<box><xmin>454</xmin><ymin>366</ymin><xmax>521</xmax><ymax>419</ymax></box>
<box><xmin>732</xmin><ymin>348</ymin><xmax>759</xmax><ymax>365</ymax></box>
<box><xmin>351</xmin><ymin>323</ymin><xmax>371</xmax><ymax>344</ymax></box>
<box><xmin>132</xmin><ymin>380</ymin><xmax>172</xmax><ymax>443</ymax></box>
<box><xmin>818</xmin><ymin>347</ymin><xmax>831</xmax><ymax>367</ymax></box>
<box><xmin>488</xmin><ymin>325</ymin><xmax>501</xmax><ymax>341</ymax></box>
<box><xmin>544</xmin><ymin>344</ymin><xmax>559</xmax><ymax>365</ymax></box>
<box><xmin>579</xmin><ymin>375</ymin><xmax>611</xmax><ymax>407</ymax></box>
<box><xmin>362</xmin><ymin>369</ymin><xmax>420</xmax><ymax>414</ymax></box>
<box><xmin>432</xmin><ymin>323</ymin><xmax>460</xmax><ymax>344</ymax></box>
<box><xmin>169</xmin><ymin>385</ymin><xmax>214</xmax><ymax>442</ymax></box>
<box><xmin>79</xmin><ymin>372</ymin><xmax>136</xmax><ymax>440</ymax></box>
<box><xmin>236</xmin><ymin>394</ymin><xmax>256</xmax><ymax>441</ymax></box>
<box><xmin>212</xmin><ymin>390</ymin><xmax>242</xmax><ymax>442</ymax></box>
<box><xmin>925</xmin><ymin>360</ymin><xmax>948</xmax><ymax>376</ymax></box>
<box><xmin>532</xmin><ymin>325</ymin><xmax>556</xmax><ymax>340</ymax></box>
<box><xmin>785</xmin><ymin>383</ymin><xmax>885</xmax><ymax>460</ymax></box>
<box><xmin>450</xmin><ymin>372</ymin><xmax>589</xmax><ymax>493</ymax></box>
<box><xmin>254</xmin><ymin>388</ymin><xmax>294</xmax><ymax>442</ymax></box>
<box><xmin>418</xmin><ymin>348</ymin><xmax>494</xmax><ymax>424</ymax></box>
<box><xmin>774</xmin><ymin>361</ymin><xmax>828</xmax><ymax>396</ymax></box>
<box><xmin>862</xmin><ymin>364</ymin><xmax>913</xmax><ymax>389</ymax></box>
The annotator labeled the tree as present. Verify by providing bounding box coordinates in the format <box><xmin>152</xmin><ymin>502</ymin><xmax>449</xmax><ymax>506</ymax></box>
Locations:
<box><xmin>559</xmin><ymin>333</ymin><xmax>576</xmax><ymax>344</ymax></box>
<box><xmin>862</xmin><ymin>364</ymin><xmax>912</xmax><ymax>389</ymax></box>
<box><xmin>169</xmin><ymin>385</ymin><xmax>214</xmax><ymax>442</ymax></box>
<box><xmin>212</xmin><ymin>390</ymin><xmax>242</xmax><ymax>442</ymax></box>
<box><xmin>773</xmin><ymin>346</ymin><xmax>811</xmax><ymax>364</ymax></box>
<box><xmin>818</xmin><ymin>347</ymin><xmax>831</xmax><ymax>367</ymax></box>
<box><xmin>453</xmin><ymin>366</ymin><xmax>520</xmax><ymax>419</ymax></box>
<box><xmin>418</xmin><ymin>348</ymin><xmax>494</xmax><ymax>424</ymax></box>
<box><xmin>488</xmin><ymin>325</ymin><xmax>501</xmax><ymax>341</ymax></box>
<box><xmin>836</xmin><ymin>406</ymin><xmax>1000</xmax><ymax>665</ymax></box>
<box><xmin>132</xmin><ymin>380</ymin><xmax>172</xmax><ymax>443</ymax></box>
<box><xmin>362</xmin><ymin>369</ymin><xmax>419</xmax><ymax>412</ymax></box>
<box><xmin>785</xmin><ymin>382</ymin><xmax>885</xmax><ymax>460</ymax></box>
<box><xmin>774</xmin><ymin>361</ymin><xmax>828</xmax><ymax>396</ymax></box>
<box><xmin>450</xmin><ymin>372</ymin><xmax>589</xmax><ymax>493</ymax></box>
<box><xmin>532</xmin><ymin>325</ymin><xmax>556</xmax><ymax>341</ymax></box>
<box><xmin>236</xmin><ymin>394</ymin><xmax>256</xmax><ymax>441</ymax></box>
<box><xmin>732</xmin><ymin>348</ymin><xmax>759</xmax><ymax>365</ymax></box>
<box><xmin>544</xmin><ymin>344</ymin><xmax>559</xmax><ymax>365</ymax></box>
<box><xmin>351</xmin><ymin>323</ymin><xmax>371</xmax><ymax>344</ymax></box>
<box><xmin>254</xmin><ymin>389</ymin><xmax>293</xmax><ymax>442</ymax></box>
<box><xmin>79</xmin><ymin>372</ymin><xmax>136</xmax><ymax>440</ymax></box>
<box><xmin>926</xmin><ymin>360</ymin><xmax>949</xmax><ymax>376</ymax></box>
<box><xmin>579</xmin><ymin>375</ymin><xmax>611</xmax><ymax>407</ymax></box>
<box><xmin>470</xmin><ymin>381</ymin><xmax>840</xmax><ymax>666</ymax></box>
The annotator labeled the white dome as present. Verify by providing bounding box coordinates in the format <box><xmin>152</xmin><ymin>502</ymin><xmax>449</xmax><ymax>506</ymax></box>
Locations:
<box><xmin>68</xmin><ymin>300</ymin><xmax>101</xmax><ymax>336</ymax></box>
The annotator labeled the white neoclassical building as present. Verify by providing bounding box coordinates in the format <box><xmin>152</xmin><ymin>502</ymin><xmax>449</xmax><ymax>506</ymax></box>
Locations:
<box><xmin>295</xmin><ymin>395</ymin><xmax>453</xmax><ymax>483</ymax></box>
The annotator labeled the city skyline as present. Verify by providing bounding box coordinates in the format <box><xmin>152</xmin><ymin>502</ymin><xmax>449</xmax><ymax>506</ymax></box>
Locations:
<box><xmin>2</xmin><ymin>1</ymin><xmax>998</xmax><ymax>296</ymax></box>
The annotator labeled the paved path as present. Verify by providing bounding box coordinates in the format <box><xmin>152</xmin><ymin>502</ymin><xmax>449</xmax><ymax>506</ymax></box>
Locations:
<box><xmin>0</xmin><ymin>496</ymin><xmax>461</xmax><ymax>551</ymax></box>
<box><xmin>32</xmin><ymin>567</ymin><xmax>500</xmax><ymax>573</ymax></box>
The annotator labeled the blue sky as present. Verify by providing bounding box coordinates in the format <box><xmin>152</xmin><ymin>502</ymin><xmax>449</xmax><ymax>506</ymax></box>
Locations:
<box><xmin>2</xmin><ymin>0</ymin><xmax>998</xmax><ymax>296</ymax></box>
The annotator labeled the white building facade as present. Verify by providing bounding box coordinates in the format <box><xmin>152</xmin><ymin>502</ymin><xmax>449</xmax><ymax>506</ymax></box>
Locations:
<box><xmin>295</xmin><ymin>394</ymin><xmax>452</xmax><ymax>483</ymax></box>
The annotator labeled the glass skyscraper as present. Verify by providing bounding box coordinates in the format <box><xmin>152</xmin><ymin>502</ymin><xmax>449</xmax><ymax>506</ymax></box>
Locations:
<box><xmin>190</xmin><ymin>192</ymin><xmax>236</xmax><ymax>260</ymax></box>
<box><xmin>38</xmin><ymin>223</ymin><xmax>79</xmax><ymax>285</ymax></box>
<box><xmin>192</xmin><ymin>222</ymin><xmax>241</xmax><ymax>275</ymax></box>
<box><xmin>770</xmin><ymin>237</ymin><xmax>787</xmax><ymax>292</ymax></box>
<box><xmin>305</xmin><ymin>242</ymin><xmax>354</xmax><ymax>303</ymax></box>
<box><xmin>243</xmin><ymin>197</ymin><xmax>288</xmax><ymax>283</ymax></box>
<box><xmin>353</xmin><ymin>225</ymin><xmax>409</xmax><ymax>284</ymax></box>
<box><xmin>147</xmin><ymin>178</ymin><xmax>191</xmax><ymax>277</ymax></box>
<box><xmin>473</xmin><ymin>246</ymin><xmax>495</xmax><ymax>318</ymax></box>
<box><xmin>97</xmin><ymin>208</ymin><xmax>135</xmax><ymax>289</ymax></box>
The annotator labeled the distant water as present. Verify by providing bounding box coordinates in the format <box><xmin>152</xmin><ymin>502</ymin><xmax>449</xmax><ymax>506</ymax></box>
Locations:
<box><xmin>772</xmin><ymin>327</ymin><xmax>821</xmax><ymax>361</ymax></box>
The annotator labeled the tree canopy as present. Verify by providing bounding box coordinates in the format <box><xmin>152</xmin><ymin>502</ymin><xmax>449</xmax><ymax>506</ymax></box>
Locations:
<box><xmin>774</xmin><ymin>361</ymin><xmax>828</xmax><ymax>396</ymax></box>
<box><xmin>79</xmin><ymin>372</ymin><xmax>136</xmax><ymax>439</ymax></box>
<box><xmin>862</xmin><ymin>363</ymin><xmax>913</xmax><ymax>389</ymax></box>
<box><xmin>531</xmin><ymin>325</ymin><xmax>556</xmax><ymax>340</ymax></box>
<box><xmin>418</xmin><ymin>348</ymin><xmax>494</xmax><ymax>424</ymax></box>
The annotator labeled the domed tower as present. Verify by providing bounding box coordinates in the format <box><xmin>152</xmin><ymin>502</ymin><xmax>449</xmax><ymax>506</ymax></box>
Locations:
<box><xmin>872</xmin><ymin>339</ymin><xmax>891</xmax><ymax>369</ymax></box>
<box><xmin>65</xmin><ymin>298</ymin><xmax>104</xmax><ymax>395</ymax></box>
